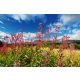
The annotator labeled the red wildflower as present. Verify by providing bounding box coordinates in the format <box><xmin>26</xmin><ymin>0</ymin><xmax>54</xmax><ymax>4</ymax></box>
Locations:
<box><xmin>55</xmin><ymin>26</ymin><xmax>60</xmax><ymax>32</ymax></box>
<box><xmin>39</xmin><ymin>23</ymin><xmax>43</xmax><ymax>32</ymax></box>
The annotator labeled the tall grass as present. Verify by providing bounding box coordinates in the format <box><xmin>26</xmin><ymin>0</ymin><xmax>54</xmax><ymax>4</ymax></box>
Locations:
<box><xmin>0</xmin><ymin>23</ymin><xmax>80</xmax><ymax>67</ymax></box>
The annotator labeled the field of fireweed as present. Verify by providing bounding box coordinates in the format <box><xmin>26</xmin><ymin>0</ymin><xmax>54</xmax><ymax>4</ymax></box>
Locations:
<box><xmin>0</xmin><ymin>23</ymin><xmax>80</xmax><ymax>67</ymax></box>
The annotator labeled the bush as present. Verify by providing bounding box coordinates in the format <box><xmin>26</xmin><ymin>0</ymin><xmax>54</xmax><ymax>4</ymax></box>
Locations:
<box><xmin>0</xmin><ymin>41</ymin><xmax>3</xmax><ymax>47</ymax></box>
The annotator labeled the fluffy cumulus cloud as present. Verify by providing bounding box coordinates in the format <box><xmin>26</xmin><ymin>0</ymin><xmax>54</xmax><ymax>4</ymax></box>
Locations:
<box><xmin>48</xmin><ymin>22</ymin><xmax>63</xmax><ymax>28</ymax></box>
<box><xmin>23</xmin><ymin>32</ymin><xmax>45</xmax><ymax>42</ymax></box>
<box><xmin>11</xmin><ymin>14</ymin><xmax>27</xmax><ymax>22</ymax></box>
<box><xmin>0</xmin><ymin>31</ymin><xmax>36</xmax><ymax>42</ymax></box>
<box><xmin>10</xmin><ymin>14</ymin><xmax>46</xmax><ymax>23</ymax></box>
<box><xmin>57</xmin><ymin>28</ymin><xmax>80</xmax><ymax>40</ymax></box>
<box><xmin>53</xmin><ymin>22</ymin><xmax>63</xmax><ymax>27</ymax></box>
<box><xmin>60</xmin><ymin>14</ymin><xmax>80</xmax><ymax>24</ymax></box>
<box><xmin>23</xmin><ymin>32</ymin><xmax>36</xmax><ymax>40</ymax></box>
<box><xmin>0</xmin><ymin>31</ymin><xmax>10</xmax><ymax>37</ymax></box>
<box><xmin>52</xmin><ymin>15</ymin><xmax>80</xmax><ymax>40</ymax></box>
<box><xmin>0</xmin><ymin>31</ymin><xmax>11</xmax><ymax>41</ymax></box>
<box><xmin>47</xmin><ymin>22</ymin><xmax>62</xmax><ymax>34</ymax></box>
<box><xmin>0</xmin><ymin>31</ymin><xmax>45</xmax><ymax>42</ymax></box>
<box><xmin>57</xmin><ymin>29</ymin><xmax>80</xmax><ymax>40</ymax></box>
<box><xmin>68</xmin><ymin>29</ymin><xmax>80</xmax><ymax>40</ymax></box>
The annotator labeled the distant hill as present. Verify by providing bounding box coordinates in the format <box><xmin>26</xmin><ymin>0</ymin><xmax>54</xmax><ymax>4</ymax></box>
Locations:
<box><xmin>68</xmin><ymin>40</ymin><xmax>80</xmax><ymax>43</ymax></box>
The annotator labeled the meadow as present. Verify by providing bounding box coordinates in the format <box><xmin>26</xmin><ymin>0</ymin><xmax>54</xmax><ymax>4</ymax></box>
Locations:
<box><xmin>0</xmin><ymin>23</ymin><xmax>80</xmax><ymax>67</ymax></box>
<box><xmin>0</xmin><ymin>35</ymin><xmax>80</xmax><ymax>67</ymax></box>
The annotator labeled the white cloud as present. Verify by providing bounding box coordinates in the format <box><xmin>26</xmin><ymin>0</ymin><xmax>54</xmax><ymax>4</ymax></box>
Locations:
<box><xmin>0</xmin><ymin>31</ymin><xmax>37</xmax><ymax>42</ymax></box>
<box><xmin>23</xmin><ymin>32</ymin><xmax>36</xmax><ymax>39</ymax></box>
<box><xmin>47</xmin><ymin>23</ymin><xmax>62</xmax><ymax>34</ymax></box>
<box><xmin>10</xmin><ymin>14</ymin><xmax>46</xmax><ymax>23</ymax></box>
<box><xmin>57</xmin><ymin>36</ymin><xmax>63</xmax><ymax>40</ymax></box>
<box><xmin>49</xmin><ymin>27</ymin><xmax>55</xmax><ymax>33</ymax></box>
<box><xmin>0</xmin><ymin>31</ymin><xmax>11</xmax><ymax>41</ymax></box>
<box><xmin>53</xmin><ymin>22</ymin><xmax>63</xmax><ymax>27</ymax></box>
<box><xmin>0</xmin><ymin>20</ymin><xmax>4</xmax><ymax>24</ymax></box>
<box><xmin>23</xmin><ymin>32</ymin><xmax>46</xmax><ymax>42</ymax></box>
<box><xmin>0</xmin><ymin>31</ymin><xmax>45</xmax><ymax>42</ymax></box>
<box><xmin>60</xmin><ymin>26</ymin><xmax>71</xmax><ymax>31</ymax></box>
<box><xmin>69</xmin><ymin>34</ymin><xmax>80</xmax><ymax>40</ymax></box>
<box><xmin>11</xmin><ymin>14</ymin><xmax>27</xmax><ymax>23</ymax></box>
<box><xmin>68</xmin><ymin>29</ymin><xmax>80</xmax><ymax>40</ymax></box>
<box><xmin>0</xmin><ymin>31</ymin><xmax>10</xmax><ymax>37</ymax></box>
<box><xmin>60</xmin><ymin>14</ymin><xmax>80</xmax><ymax>24</ymax></box>
<box><xmin>56</xmin><ymin>29</ymin><xmax>80</xmax><ymax>40</ymax></box>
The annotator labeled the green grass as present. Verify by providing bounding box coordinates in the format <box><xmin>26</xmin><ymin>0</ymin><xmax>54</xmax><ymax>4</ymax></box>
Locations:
<box><xmin>0</xmin><ymin>46</ymin><xmax>80</xmax><ymax>67</ymax></box>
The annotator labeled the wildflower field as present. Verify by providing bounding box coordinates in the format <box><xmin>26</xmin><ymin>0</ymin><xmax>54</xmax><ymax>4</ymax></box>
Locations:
<box><xmin>0</xmin><ymin>22</ymin><xmax>80</xmax><ymax>67</ymax></box>
<box><xmin>0</xmin><ymin>42</ymin><xmax>80</xmax><ymax>67</ymax></box>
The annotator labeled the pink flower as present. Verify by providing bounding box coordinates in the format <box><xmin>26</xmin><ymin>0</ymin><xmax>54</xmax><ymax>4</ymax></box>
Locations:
<box><xmin>55</xmin><ymin>26</ymin><xmax>60</xmax><ymax>32</ymax></box>
<box><xmin>39</xmin><ymin>23</ymin><xmax>43</xmax><ymax>32</ymax></box>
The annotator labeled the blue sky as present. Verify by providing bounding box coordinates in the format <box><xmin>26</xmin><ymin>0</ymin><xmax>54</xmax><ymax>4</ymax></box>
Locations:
<box><xmin>0</xmin><ymin>14</ymin><xmax>80</xmax><ymax>41</ymax></box>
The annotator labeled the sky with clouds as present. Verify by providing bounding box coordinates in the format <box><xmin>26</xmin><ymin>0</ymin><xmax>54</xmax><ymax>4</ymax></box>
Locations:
<box><xmin>0</xmin><ymin>14</ymin><xmax>80</xmax><ymax>41</ymax></box>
